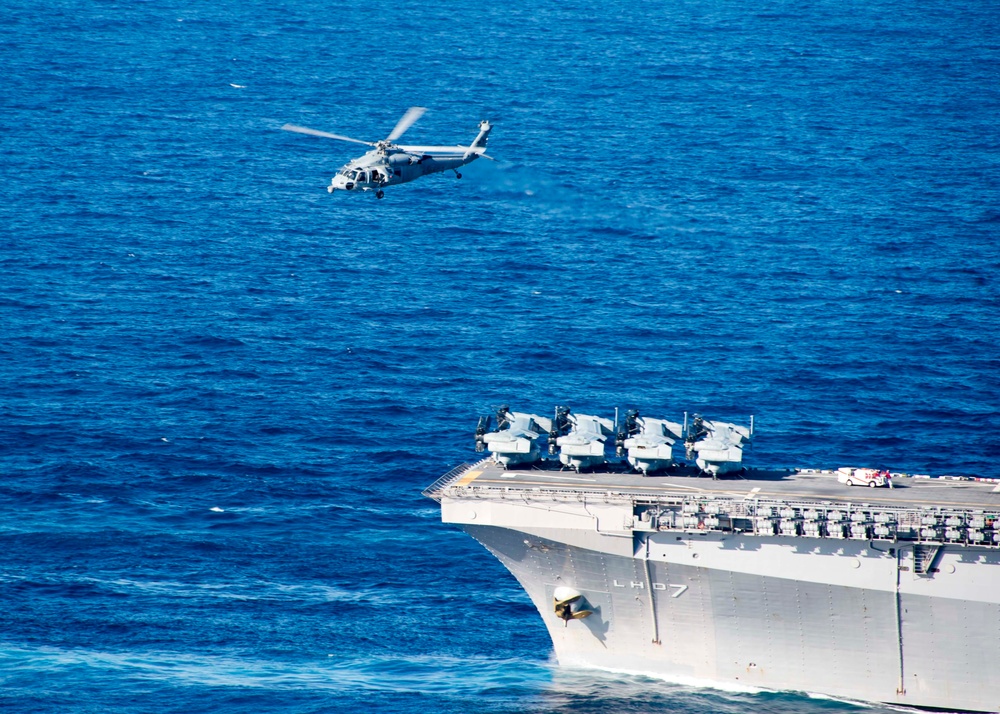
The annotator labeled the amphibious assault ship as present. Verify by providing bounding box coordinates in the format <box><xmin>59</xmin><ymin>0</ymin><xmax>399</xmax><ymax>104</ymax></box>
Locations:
<box><xmin>424</xmin><ymin>407</ymin><xmax>1000</xmax><ymax>712</ymax></box>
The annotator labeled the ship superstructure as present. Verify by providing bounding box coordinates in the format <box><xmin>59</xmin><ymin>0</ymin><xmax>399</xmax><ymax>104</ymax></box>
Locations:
<box><xmin>426</xmin><ymin>407</ymin><xmax>1000</xmax><ymax>712</ymax></box>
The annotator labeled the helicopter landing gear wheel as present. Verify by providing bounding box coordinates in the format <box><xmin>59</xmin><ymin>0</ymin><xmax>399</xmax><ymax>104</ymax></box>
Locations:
<box><xmin>454</xmin><ymin>170</ymin><xmax>462</xmax><ymax>179</ymax></box>
<box><xmin>376</xmin><ymin>190</ymin><xmax>385</xmax><ymax>199</ymax></box>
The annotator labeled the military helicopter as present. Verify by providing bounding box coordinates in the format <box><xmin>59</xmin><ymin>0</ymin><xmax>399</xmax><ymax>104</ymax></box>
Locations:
<box><xmin>282</xmin><ymin>107</ymin><xmax>493</xmax><ymax>199</ymax></box>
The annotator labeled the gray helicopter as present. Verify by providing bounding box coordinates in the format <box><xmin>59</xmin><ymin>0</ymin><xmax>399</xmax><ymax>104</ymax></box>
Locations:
<box><xmin>282</xmin><ymin>107</ymin><xmax>492</xmax><ymax>199</ymax></box>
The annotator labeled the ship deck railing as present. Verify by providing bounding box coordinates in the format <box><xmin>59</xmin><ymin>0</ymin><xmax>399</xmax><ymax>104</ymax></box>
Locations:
<box><xmin>440</xmin><ymin>478</ymin><xmax>1000</xmax><ymax>548</ymax></box>
<box><xmin>421</xmin><ymin>459</ymin><xmax>491</xmax><ymax>502</ymax></box>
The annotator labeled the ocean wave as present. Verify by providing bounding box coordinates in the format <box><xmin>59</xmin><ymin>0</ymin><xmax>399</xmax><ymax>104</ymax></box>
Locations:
<box><xmin>0</xmin><ymin>644</ymin><xmax>551</xmax><ymax>696</ymax></box>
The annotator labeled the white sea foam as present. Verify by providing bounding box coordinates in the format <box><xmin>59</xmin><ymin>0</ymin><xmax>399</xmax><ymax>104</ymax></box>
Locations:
<box><xmin>0</xmin><ymin>645</ymin><xmax>548</xmax><ymax>695</ymax></box>
<box><xmin>560</xmin><ymin>660</ymin><xmax>765</xmax><ymax>695</ymax></box>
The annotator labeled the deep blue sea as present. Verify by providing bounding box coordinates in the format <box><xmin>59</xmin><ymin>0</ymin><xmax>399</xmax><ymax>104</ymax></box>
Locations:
<box><xmin>2</xmin><ymin>0</ymin><xmax>998</xmax><ymax>712</ymax></box>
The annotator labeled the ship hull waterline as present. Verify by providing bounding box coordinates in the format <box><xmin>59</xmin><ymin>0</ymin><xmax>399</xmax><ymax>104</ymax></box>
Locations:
<box><xmin>460</xmin><ymin>522</ymin><xmax>1000</xmax><ymax>713</ymax></box>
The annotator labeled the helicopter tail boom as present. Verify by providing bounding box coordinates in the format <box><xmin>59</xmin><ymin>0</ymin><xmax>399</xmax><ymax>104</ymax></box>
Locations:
<box><xmin>462</xmin><ymin>120</ymin><xmax>492</xmax><ymax>160</ymax></box>
<box><xmin>471</xmin><ymin>120</ymin><xmax>491</xmax><ymax>149</ymax></box>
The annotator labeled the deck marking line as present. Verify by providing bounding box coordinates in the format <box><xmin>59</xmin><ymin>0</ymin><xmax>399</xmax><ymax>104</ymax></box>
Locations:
<box><xmin>745</xmin><ymin>487</ymin><xmax>761</xmax><ymax>500</ymax></box>
<box><xmin>455</xmin><ymin>470</ymin><xmax>483</xmax><ymax>487</ymax></box>
<box><xmin>533</xmin><ymin>474</ymin><xmax>597</xmax><ymax>482</ymax></box>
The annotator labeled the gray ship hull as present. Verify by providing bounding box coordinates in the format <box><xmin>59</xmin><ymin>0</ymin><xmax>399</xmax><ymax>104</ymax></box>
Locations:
<box><xmin>428</xmin><ymin>460</ymin><xmax>1000</xmax><ymax>711</ymax></box>
<box><xmin>462</xmin><ymin>523</ymin><xmax>1000</xmax><ymax>712</ymax></box>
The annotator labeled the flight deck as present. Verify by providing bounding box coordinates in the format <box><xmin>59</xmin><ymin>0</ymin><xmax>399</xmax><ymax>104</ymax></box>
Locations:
<box><xmin>436</xmin><ymin>459</ymin><xmax>1000</xmax><ymax>512</ymax></box>
<box><xmin>428</xmin><ymin>458</ymin><xmax>1000</xmax><ymax>547</ymax></box>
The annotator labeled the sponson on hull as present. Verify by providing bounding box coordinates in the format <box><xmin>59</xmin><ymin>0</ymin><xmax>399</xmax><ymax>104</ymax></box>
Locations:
<box><xmin>426</xmin><ymin>406</ymin><xmax>1000</xmax><ymax>713</ymax></box>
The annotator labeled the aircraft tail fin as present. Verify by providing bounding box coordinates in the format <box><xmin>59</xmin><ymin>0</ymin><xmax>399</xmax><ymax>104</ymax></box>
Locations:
<box><xmin>463</xmin><ymin>120</ymin><xmax>493</xmax><ymax>160</ymax></box>
<box><xmin>472</xmin><ymin>120</ymin><xmax>492</xmax><ymax>149</ymax></box>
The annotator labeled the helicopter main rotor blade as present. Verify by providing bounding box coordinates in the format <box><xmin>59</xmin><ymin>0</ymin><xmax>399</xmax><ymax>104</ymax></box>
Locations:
<box><xmin>281</xmin><ymin>124</ymin><xmax>374</xmax><ymax>146</ymax></box>
<box><xmin>385</xmin><ymin>106</ymin><xmax>426</xmax><ymax>143</ymax></box>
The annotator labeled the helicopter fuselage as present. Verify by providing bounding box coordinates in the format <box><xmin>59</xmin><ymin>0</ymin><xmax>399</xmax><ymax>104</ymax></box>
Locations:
<box><xmin>328</xmin><ymin>147</ymin><xmax>479</xmax><ymax>194</ymax></box>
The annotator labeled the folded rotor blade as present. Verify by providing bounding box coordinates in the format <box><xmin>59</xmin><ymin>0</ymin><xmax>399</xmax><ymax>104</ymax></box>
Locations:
<box><xmin>281</xmin><ymin>124</ymin><xmax>374</xmax><ymax>146</ymax></box>
<box><xmin>385</xmin><ymin>106</ymin><xmax>426</xmax><ymax>142</ymax></box>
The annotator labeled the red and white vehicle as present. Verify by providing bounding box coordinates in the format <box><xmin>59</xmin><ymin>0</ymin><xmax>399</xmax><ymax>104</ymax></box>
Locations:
<box><xmin>837</xmin><ymin>467</ymin><xmax>890</xmax><ymax>487</ymax></box>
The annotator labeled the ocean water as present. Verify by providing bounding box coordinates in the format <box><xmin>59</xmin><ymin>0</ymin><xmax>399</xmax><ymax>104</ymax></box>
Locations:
<box><xmin>1</xmin><ymin>0</ymin><xmax>998</xmax><ymax>711</ymax></box>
